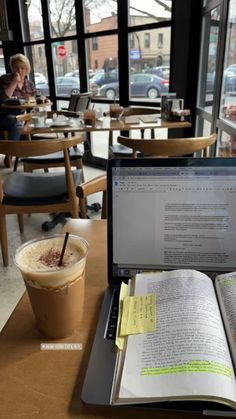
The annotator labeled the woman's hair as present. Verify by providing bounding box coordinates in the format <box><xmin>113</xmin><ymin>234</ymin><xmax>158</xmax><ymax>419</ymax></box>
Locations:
<box><xmin>9</xmin><ymin>53</ymin><xmax>31</xmax><ymax>74</ymax></box>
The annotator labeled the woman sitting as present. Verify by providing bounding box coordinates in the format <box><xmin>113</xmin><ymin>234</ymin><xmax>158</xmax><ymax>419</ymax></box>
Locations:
<box><xmin>0</xmin><ymin>53</ymin><xmax>36</xmax><ymax>167</ymax></box>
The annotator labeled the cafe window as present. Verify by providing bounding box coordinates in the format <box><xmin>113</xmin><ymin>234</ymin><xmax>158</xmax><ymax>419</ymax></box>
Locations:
<box><xmin>220</xmin><ymin>0</ymin><xmax>236</xmax><ymax>125</ymax></box>
<box><xmin>24</xmin><ymin>44</ymin><xmax>48</xmax><ymax>88</ymax></box>
<box><xmin>20</xmin><ymin>0</ymin><xmax>44</xmax><ymax>42</ymax></box>
<box><xmin>144</xmin><ymin>33</ymin><xmax>150</xmax><ymax>48</ymax></box>
<box><xmin>86</xmin><ymin>34</ymin><xmax>118</xmax><ymax>99</ymax></box>
<box><xmin>52</xmin><ymin>39</ymin><xmax>79</xmax><ymax>82</ymax></box>
<box><xmin>197</xmin><ymin>6</ymin><xmax>219</xmax><ymax>113</ymax></box>
<box><xmin>15</xmin><ymin>0</ymin><xmax>173</xmax><ymax>168</ymax></box>
<box><xmin>128</xmin><ymin>0</ymin><xmax>172</xmax><ymax>26</ymax></box>
<box><xmin>196</xmin><ymin>0</ymin><xmax>236</xmax><ymax>158</ymax></box>
<box><xmin>48</xmin><ymin>0</ymin><xmax>76</xmax><ymax>38</ymax></box>
<box><xmin>85</xmin><ymin>0</ymin><xmax>117</xmax><ymax>33</ymax></box>
<box><xmin>128</xmin><ymin>28</ymin><xmax>171</xmax><ymax>95</ymax></box>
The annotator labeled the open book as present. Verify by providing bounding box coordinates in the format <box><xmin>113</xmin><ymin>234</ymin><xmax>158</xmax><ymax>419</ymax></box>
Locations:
<box><xmin>111</xmin><ymin>269</ymin><xmax>236</xmax><ymax>410</ymax></box>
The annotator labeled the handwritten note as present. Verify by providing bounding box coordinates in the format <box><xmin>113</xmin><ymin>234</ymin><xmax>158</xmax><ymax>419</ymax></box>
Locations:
<box><xmin>119</xmin><ymin>293</ymin><xmax>156</xmax><ymax>336</ymax></box>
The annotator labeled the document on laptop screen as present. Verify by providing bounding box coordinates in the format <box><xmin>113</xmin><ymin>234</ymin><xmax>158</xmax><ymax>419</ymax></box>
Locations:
<box><xmin>112</xmin><ymin>166</ymin><xmax>236</xmax><ymax>274</ymax></box>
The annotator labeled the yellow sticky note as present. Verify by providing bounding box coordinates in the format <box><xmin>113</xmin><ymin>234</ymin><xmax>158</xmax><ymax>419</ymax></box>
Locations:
<box><xmin>120</xmin><ymin>293</ymin><xmax>156</xmax><ymax>336</ymax></box>
<box><xmin>115</xmin><ymin>282</ymin><xmax>129</xmax><ymax>350</ymax></box>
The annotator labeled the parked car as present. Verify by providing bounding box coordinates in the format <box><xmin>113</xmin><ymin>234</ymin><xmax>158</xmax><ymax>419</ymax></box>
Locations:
<box><xmin>64</xmin><ymin>70</ymin><xmax>80</xmax><ymax>78</ymax></box>
<box><xmin>34</xmin><ymin>72</ymin><xmax>47</xmax><ymax>85</ymax></box>
<box><xmin>36</xmin><ymin>76</ymin><xmax>80</xmax><ymax>97</ymax></box>
<box><xmin>144</xmin><ymin>66</ymin><xmax>170</xmax><ymax>79</ymax></box>
<box><xmin>89</xmin><ymin>69</ymin><xmax>118</xmax><ymax>93</ymax></box>
<box><xmin>64</xmin><ymin>69</ymin><xmax>94</xmax><ymax>79</ymax></box>
<box><xmin>206</xmin><ymin>66</ymin><xmax>236</xmax><ymax>94</ymax></box>
<box><xmin>224</xmin><ymin>64</ymin><xmax>236</xmax><ymax>93</ymax></box>
<box><xmin>99</xmin><ymin>73</ymin><xmax>169</xmax><ymax>99</ymax></box>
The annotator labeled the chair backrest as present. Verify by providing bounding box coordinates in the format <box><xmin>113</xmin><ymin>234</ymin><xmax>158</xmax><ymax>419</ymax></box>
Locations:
<box><xmin>68</xmin><ymin>91</ymin><xmax>92</xmax><ymax>112</ymax></box>
<box><xmin>68</xmin><ymin>90</ymin><xmax>80</xmax><ymax>112</ymax></box>
<box><xmin>117</xmin><ymin>133</ymin><xmax>217</xmax><ymax>158</ymax></box>
<box><xmin>0</xmin><ymin>136</ymin><xmax>83</xmax><ymax>158</ymax></box>
<box><xmin>74</xmin><ymin>92</ymin><xmax>92</xmax><ymax>112</ymax></box>
<box><xmin>0</xmin><ymin>135</ymin><xmax>83</xmax><ymax>213</ymax></box>
<box><xmin>77</xmin><ymin>174</ymin><xmax>107</xmax><ymax>219</ymax></box>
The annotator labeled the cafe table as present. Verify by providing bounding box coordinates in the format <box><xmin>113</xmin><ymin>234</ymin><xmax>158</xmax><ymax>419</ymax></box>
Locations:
<box><xmin>30</xmin><ymin>114</ymin><xmax>191</xmax><ymax>161</ymax></box>
<box><xmin>1</xmin><ymin>99</ymin><xmax>52</xmax><ymax>112</ymax></box>
<box><xmin>31</xmin><ymin>114</ymin><xmax>191</xmax><ymax>140</ymax></box>
<box><xmin>0</xmin><ymin>219</ymin><xmax>223</xmax><ymax>419</ymax></box>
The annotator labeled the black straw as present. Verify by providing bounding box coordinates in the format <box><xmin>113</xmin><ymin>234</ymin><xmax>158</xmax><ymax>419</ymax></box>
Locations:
<box><xmin>58</xmin><ymin>232</ymin><xmax>69</xmax><ymax>266</ymax></box>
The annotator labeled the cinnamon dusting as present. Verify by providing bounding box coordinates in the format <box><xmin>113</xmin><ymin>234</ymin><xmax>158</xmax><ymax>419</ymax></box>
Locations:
<box><xmin>38</xmin><ymin>247</ymin><xmax>64</xmax><ymax>268</ymax></box>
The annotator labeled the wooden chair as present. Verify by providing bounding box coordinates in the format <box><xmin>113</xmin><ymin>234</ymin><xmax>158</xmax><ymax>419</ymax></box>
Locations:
<box><xmin>15</xmin><ymin>112</ymin><xmax>86</xmax><ymax>181</ymax></box>
<box><xmin>0</xmin><ymin>129</ymin><xmax>11</xmax><ymax>167</ymax></box>
<box><xmin>117</xmin><ymin>133</ymin><xmax>217</xmax><ymax>158</ymax></box>
<box><xmin>0</xmin><ymin>114</ymin><xmax>33</xmax><ymax>170</ymax></box>
<box><xmin>0</xmin><ymin>136</ymin><xmax>83</xmax><ymax>266</ymax></box>
<box><xmin>77</xmin><ymin>174</ymin><xmax>107</xmax><ymax>219</ymax></box>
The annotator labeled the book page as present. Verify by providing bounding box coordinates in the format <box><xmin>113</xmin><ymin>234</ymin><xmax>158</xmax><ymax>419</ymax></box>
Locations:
<box><xmin>215</xmin><ymin>272</ymin><xmax>236</xmax><ymax>369</ymax></box>
<box><xmin>114</xmin><ymin>270</ymin><xmax>236</xmax><ymax>407</ymax></box>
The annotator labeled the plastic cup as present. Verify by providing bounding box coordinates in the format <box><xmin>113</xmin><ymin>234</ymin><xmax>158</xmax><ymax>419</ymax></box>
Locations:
<box><xmin>14</xmin><ymin>234</ymin><xmax>89</xmax><ymax>339</ymax></box>
<box><xmin>109</xmin><ymin>104</ymin><xmax>123</xmax><ymax>119</ymax></box>
<box><xmin>83</xmin><ymin>109</ymin><xmax>96</xmax><ymax>126</ymax></box>
<box><xmin>31</xmin><ymin>109</ymin><xmax>47</xmax><ymax>127</ymax></box>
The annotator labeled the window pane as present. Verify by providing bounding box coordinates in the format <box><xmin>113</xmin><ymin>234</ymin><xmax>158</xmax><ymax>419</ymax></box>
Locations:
<box><xmin>51</xmin><ymin>40</ymin><xmax>79</xmax><ymax>97</ymax></box>
<box><xmin>220</xmin><ymin>0</ymin><xmax>236</xmax><ymax>126</ymax></box>
<box><xmin>217</xmin><ymin>131</ymin><xmax>236</xmax><ymax>157</ymax></box>
<box><xmin>49</xmin><ymin>0</ymin><xmax>76</xmax><ymax>37</ymax></box>
<box><xmin>87</xmin><ymin>35</ymin><xmax>118</xmax><ymax>98</ymax></box>
<box><xmin>128</xmin><ymin>29</ymin><xmax>170</xmax><ymax>102</ymax></box>
<box><xmin>24</xmin><ymin>45</ymin><xmax>48</xmax><ymax>91</ymax></box>
<box><xmin>0</xmin><ymin>46</ymin><xmax>5</xmax><ymax>75</ymax></box>
<box><xmin>20</xmin><ymin>0</ymin><xmax>44</xmax><ymax>42</ymax></box>
<box><xmin>129</xmin><ymin>0</ymin><xmax>172</xmax><ymax>26</ymax></box>
<box><xmin>85</xmin><ymin>0</ymin><xmax>117</xmax><ymax>32</ymax></box>
<box><xmin>197</xmin><ymin>7</ymin><xmax>220</xmax><ymax>112</ymax></box>
<box><xmin>129</xmin><ymin>29</ymin><xmax>170</xmax><ymax>72</ymax></box>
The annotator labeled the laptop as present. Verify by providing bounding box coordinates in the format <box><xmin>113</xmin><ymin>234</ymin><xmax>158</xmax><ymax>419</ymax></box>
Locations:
<box><xmin>82</xmin><ymin>157</ymin><xmax>236</xmax><ymax>414</ymax></box>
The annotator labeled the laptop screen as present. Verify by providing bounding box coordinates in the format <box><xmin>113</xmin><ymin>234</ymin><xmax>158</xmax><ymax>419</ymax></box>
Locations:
<box><xmin>108</xmin><ymin>158</ymin><xmax>236</xmax><ymax>280</ymax></box>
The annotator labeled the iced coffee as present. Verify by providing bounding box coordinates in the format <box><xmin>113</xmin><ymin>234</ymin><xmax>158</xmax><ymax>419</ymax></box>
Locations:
<box><xmin>83</xmin><ymin>109</ymin><xmax>96</xmax><ymax>126</ymax></box>
<box><xmin>109</xmin><ymin>104</ymin><xmax>123</xmax><ymax>119</ymax></box>
<box><xmin>14</xmin><ymin>234</ymin><xmax>89</xmax><ymax>339</ymax></box>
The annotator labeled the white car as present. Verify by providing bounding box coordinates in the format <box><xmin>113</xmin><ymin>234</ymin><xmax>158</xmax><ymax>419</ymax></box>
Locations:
<box><xmin>34</xmin><ymin>72</ymin><xmax>47</xmax><ymax>85</ymax></box>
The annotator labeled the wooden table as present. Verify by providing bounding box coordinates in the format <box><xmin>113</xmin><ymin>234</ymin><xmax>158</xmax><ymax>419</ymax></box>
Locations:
<box><xmin>31</xmin><ymin>115</ymin><xmax>191</xmax><ymax>162</ymax></box>
<box><xmin>0</xmin><ymin>219</ymin><xmax>223</xmax><ymax>418</ymax></box>
<box><xmin>31</xmin><ymin>115</ymin><xmax>191</xmax><ymax>138</ymax></box>
<box><xmin>1</xmin><ymin>100</ymin><xmax>52</xmax><ymax>111</ymax></box>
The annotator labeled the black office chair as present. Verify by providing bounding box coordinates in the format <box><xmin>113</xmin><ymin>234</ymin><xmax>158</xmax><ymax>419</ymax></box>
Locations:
<box><xmin>62</xmin><ymin>91</ymin><xmax>92</xmax><ymax>113</ymax></box>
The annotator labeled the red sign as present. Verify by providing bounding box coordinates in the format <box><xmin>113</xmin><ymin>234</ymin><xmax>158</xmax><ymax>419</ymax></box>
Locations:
<box><xmin>57</xmin><ymin>45</ymin><xmax>67</xmax><ymax>58</ymax></box>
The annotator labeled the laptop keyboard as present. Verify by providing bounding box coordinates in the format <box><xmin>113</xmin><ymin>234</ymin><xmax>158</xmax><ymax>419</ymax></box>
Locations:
<box><xmin>105</xmin><ymin>288</ymin><xmax>120</xmax><ymax>340</ymax></box>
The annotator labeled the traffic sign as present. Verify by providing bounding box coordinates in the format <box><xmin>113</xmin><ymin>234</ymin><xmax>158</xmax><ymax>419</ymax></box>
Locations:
<box><xmin>57</xmin><ymin>45</ymin><xmax>67</xmax><ymax>58</ymax></box>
